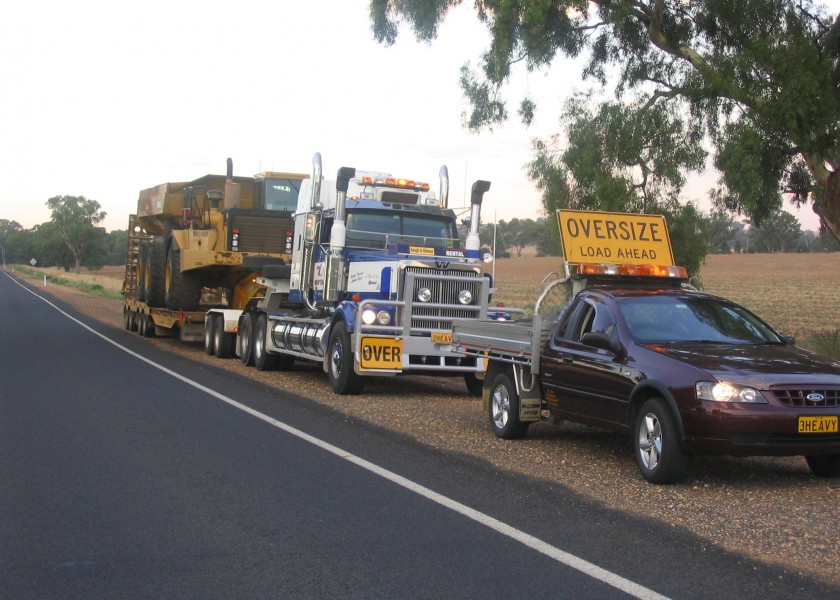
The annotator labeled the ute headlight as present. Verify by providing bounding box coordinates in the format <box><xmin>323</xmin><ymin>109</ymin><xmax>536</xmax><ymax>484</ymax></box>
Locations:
<box><xmin>417</xmin><ymin>287</ymin><xmax>432</xmax><ymax>302</ymax></box>
<box><xmin>362</xmin><ymin>309</ymin><xmax>377</xmax><ymax>325</ymax></box>
<box><xmin>458</xmin><ymin>289</ymin><xmax>473</xmax><ymax>305</ymax></box>
<box><xmin>696</xmin><ymin>382</ymin><xmax>768</xmax><ymax>403</ymax></box>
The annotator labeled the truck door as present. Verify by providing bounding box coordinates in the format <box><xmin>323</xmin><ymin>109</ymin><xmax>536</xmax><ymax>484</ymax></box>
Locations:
<box><xmin>540</xmin><ymin>295</ymin><xmax>633</xmax><ymax>430</ymax></box>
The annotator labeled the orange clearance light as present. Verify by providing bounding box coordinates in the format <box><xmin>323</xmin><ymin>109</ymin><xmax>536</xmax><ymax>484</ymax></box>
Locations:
<box><xmin>420</xmin><ymin>182</ymin><xmax>430</xmax><ymax>191</ymax></box>
<box><xmin>385</xmin><ymin>177</ymin><xmax>396</xmax><ymax>186</ymax></box>
<box><xmin>359</xmin><ymin>176</ymin><xmax>374</xmax><ymax>185</ymax></box>
<box><xmin>668</xmin><ymin>266</ymin><xmax>688</xmax><ymax>278</ymax></box>
<box><xmin>397</xmin><ymin>178</ymin><xmax>414</xmax><ymax>188</ymax></box>
<box><xmin>351</xmin><ymin>294</ymin><xmax>362</xmax><ymax>302</ymax></box>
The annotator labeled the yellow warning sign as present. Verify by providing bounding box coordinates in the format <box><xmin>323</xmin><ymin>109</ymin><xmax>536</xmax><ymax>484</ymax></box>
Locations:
<box><xmin>556</xmin><ymin>209</ymin><xmax>674</xmax><ymax>265</ymax></box>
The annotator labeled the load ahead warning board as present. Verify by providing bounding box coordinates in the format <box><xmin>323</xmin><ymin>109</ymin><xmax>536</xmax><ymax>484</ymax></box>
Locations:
<box><xmin>556</xmin><ymin>209</ymin><xmax>674</xmax><ymax>265</ymax></box>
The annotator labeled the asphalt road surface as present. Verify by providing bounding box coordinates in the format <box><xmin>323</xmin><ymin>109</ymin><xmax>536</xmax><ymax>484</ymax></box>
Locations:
<box><xmin>1</xmin><ymin>271</ymin><xmax>837</xmax><ymax>599</ymax></box>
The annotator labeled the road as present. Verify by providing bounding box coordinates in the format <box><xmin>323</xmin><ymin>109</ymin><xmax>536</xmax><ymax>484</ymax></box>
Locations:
<box><xmin>1</xmin><ymin>271</ymin><xmax>837</xmax><ymax>599</ymax></box>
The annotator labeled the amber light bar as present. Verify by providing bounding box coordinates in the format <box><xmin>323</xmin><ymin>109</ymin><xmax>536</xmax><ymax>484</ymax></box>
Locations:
<box><xmin>577</xmin><ymin>263</ymin><xmax>688</xmax><ymax>278</ymax></box>
<box><xmin>357</xmin><ymin>175</ymin><xmax>430</xmax><ymax>191</ymax></box>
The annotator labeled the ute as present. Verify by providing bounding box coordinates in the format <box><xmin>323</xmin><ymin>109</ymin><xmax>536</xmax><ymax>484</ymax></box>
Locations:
<box><xmin>452</xmin><ymin>210</ymin><xmax>840</xmax><ymax>483</ymax></box>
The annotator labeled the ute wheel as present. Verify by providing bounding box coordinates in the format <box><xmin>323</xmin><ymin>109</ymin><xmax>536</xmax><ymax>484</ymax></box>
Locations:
<box><xmin>327</xmin><ymin>321</ymin><xmax>364</xmax><ymax>395</ymax></box>
<box><xmin>239</xmin><ymin>312</ymin><xmax>255</xmax><ymax>366</ymax></box>
<box><xmin>254</xmin><ymin>313</ymin><xmax>278</xmax><ymax>371</ymax></box>
<box><xmin>213</xmin><ymin>314</ymin><xmax>233</xmax><ymax>359</ymax></box>
<box><xmin>204</xmin><ymin>316</ymin><xmax>216</xmax><ymax>355</ymax></box>
<box><xmin>488</xmin><ymin>370</ymin><xmax>530</xmax><ymax>439</ymax></box>
<box><xmin>464</xmin><ymin>373</ymin><xmax>484</xmax><ymax>397</ymax></box>
<box><xmin>165</xmin><ymin>247</ymin><xmax>202</xmax><ymax>310</ymax></box>
<box><xmin>634</xmin><ymin>398</ymin><xmax>690</xmax><ymax>484</ymax></box>
<box><xmin>805</xmin><ymin>454</ymin><xmax>840</xmax><ymax>477</ymax></box>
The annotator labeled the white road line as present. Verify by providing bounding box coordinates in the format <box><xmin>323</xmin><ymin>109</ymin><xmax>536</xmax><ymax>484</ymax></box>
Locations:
<box><xmin>6</xmin><ymin>272</ymin><xmax>670</xmax><ymax>600</ymax></box>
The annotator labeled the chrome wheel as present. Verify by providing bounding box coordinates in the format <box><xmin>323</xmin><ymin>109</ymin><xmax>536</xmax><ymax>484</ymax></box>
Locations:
<box><xmin>637</xmin><ymin>412</ymin><xmax>663</xmax><ymax>471</ymax></box>
<box><xmin>491</xmin><ymin>384</ymin><xmax>511</xmax><ymax>430</ymax></box>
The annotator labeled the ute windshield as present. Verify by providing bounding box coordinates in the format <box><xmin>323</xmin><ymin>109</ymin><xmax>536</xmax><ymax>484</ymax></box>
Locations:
<box><xmin>618</xmin><ymin>294</ymin><xmax>784</xmax><ymax>345</ymax></box>
<box><xmin>344</xmin><ymin>209</ymin><xmax>458</xmax><ymax>249</ymax></box>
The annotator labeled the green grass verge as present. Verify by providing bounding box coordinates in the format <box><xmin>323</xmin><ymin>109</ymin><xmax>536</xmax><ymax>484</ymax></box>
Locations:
<box><xmin>9</xmin><ymin>265</ymin><xmax>124</xmax><ymax>300</ymax></box>
<box><xmin>805</xmin><ymin>330</ymin><xmax>840</xmax><ymax>361</ymax></box>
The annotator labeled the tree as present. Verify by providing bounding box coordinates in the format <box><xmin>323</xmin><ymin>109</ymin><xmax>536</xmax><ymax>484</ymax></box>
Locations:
<box><xmin>45</xmin><ymin>195</ymin><xmax>107</xmax><ymax>272</ymax></box>
<box><xmin>704</xmin><ymin>208</ymin><xmax>738</xmax><ymax>254</ymax></box>
<box><xmin>747</xmin><ymin>210</ymin><xmax>802</xmax><ymax>253</ymax></box>
<box><xmin>371</xmin><ymin>1</ymin><xmax>840</xmax><ymax>244</ymax></box>
<box><xmin>0</xmin><ymin>219</ymin><xmax>22</xmax><ymax>266</ymax></box>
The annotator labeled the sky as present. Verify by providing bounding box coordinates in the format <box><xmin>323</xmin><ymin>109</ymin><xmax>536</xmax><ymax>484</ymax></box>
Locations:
<box><xmin>1</xmin><ymin>0</ymin><xmax>837</xmax><ymax>234</ymax></box>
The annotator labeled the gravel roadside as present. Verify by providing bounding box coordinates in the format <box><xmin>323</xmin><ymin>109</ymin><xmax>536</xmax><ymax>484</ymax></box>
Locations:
<box><xmin>15</xmin><ymin>272</ymin><xmax>840</xmax><ymax>586</ymax></box>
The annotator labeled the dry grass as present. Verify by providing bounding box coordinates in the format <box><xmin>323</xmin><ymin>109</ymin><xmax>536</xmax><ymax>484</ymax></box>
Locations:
<box><xmin>490</xmin><ymin>253</ymin><xmax>840</xmax><ymax>347</ymax></box>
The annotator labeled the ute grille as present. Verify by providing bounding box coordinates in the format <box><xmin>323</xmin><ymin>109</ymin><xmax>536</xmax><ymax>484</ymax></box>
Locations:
<box><xmin>403</xmin><ymin>266</ymin><xmax>483</xmax><ymax>332</ymax></box>
<box><xmin>769</xmin><ymin>387</ymin><xmax>840</xmax><ymax>408</ymax></box>
<box><xmin>229</xmin><ymin>214</ymin><xmax>294</xmax><ymax>254</ymax></box>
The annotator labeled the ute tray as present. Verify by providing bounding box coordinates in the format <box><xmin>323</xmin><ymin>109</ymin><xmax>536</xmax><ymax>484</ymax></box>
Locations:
<box><xmin>451</xmin><ymin>315</ymin><xmax>543</xmax><ymax>371</ymax></box>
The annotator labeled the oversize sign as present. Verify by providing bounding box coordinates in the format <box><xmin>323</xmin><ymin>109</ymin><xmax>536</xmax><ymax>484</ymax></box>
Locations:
<box><xmin>556</xmin><ymin>209</ymin><xmax>674</xmax><ymax>265</ymax></box>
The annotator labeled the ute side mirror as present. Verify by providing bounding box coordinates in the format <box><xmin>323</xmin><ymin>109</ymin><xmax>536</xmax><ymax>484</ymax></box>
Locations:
<box><xmin>581</xmin><ymin>330</ymin><xmax>622</xmax><ymax>354</ymax></box>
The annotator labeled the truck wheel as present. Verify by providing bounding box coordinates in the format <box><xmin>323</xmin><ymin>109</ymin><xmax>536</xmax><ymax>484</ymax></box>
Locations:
<box><xmin>140</xmin><ymin>312</ymin><xmax>155</xmax><ymax>338</ymax></box>
<box><xmin>327</xmin><ymin>321</ymin><xmax>364</xmax><ymax>395</ymax></box>
<box><xmin>165</xmin><ymin>247</ymin><xmax>202</xmax><ymax>311</ymax></box>
<box><xmin>137</xmin><ymin>242</ymin><xmax>148</xmax><ymax>298</ymax></box>
<box><xmin>464</xmin><ymin>373</ymin><xmax>483</xmax><ymax>397</ymax></box>
<box><xmin>805</xmin><ymin>453</ymin><xmax>840</xmax><ymax>477</ymax></box>
<box><xmin>213</xmin><ymin>314</ymin><xmax>233</xmax><ymax>359</ymax></box>
<box><xmin>145</xmin><ymin>240</ymin><xmax>166</xmax><ymax>306</ymax></box>
<box><xmin>254</xmin><ymin>313</ymin><xmax>278</xmax><ymax>371</ymax></box>
<box><xmin>204</xmin><ymin>316</ymin><xmax>216</xmax><ymax>355</ymax></box>
<box><xmin>137</xmin><ymin>312</ymin><xmax>146</xmax><ymax>336</ymax></box>
<box><xmin>489</xmin><ymin>371</ymin><xmax>530</xmax><ymax>439</ymax></box>
<box><xmin>239</xmin><ymin>312</ymin><xmax>255</xmax><ymax>366</ymax></box>
<box><xmin>123</xmin><ymin>308</ymin><xmax>132</xmax><ymax>330</ymax></box>
<box><xmin>634</xmin><ymin>398</ymin><xmax>690</xmax><ymax>484</ymax></box>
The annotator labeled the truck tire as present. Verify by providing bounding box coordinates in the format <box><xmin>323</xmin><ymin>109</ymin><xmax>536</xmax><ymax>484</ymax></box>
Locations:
<box><xmin>488</xmin><ymin>370</ymin><xmax>530</xmax><ymax>439</ymax></box>
<box><xmin>204</xmin><ymin>316</ymin><xmax>216</xmax><ymax>355</ymax></box>
<box><xmin>634</xmin><ymin>398</ymin><xmax>690</xmax><ymax>484</ymax></box>
<box><xmin>254</xmin><ymin>313</ymin><xmax>278</xmax><ymax>371</ymax></box>
<box><xmin>165</xmin><ymin>247</ymin><xmax>202</xmax><ymax>310</ymax></box>
<box><xmin>137</xmin><ymin>242</ymin><xmax>148</xmax><ymax>298</ymax></box>
<box><xmin>239</xmin><ymin>312</ymin><xmax>255</xmax><ymax>366</ymax></box>
<box><xmin>464</xmin><ymin>373</ymin><xmax>483</xmax><ymax>397</ymax></box>
<box><xmin>213</xmin><ymin>313</ymin><xmax>234</xmax><ymax>359</ymax></box>
<box><xmin>139</xmin><ymin>312</ymin><xmax>155</xmax><ymax>338</ymax></box>
<box><xmin>144</xmin><ymin>240</ymin><xmax>166</xmax><ymax>306</ymax></box>
<box><xmin>327</xmin><ymin>320</ymin><xmax>364</xmax><ymax>395</ymax></box>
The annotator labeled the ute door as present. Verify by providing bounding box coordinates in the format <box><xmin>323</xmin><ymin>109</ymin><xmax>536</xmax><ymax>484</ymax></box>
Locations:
<box><xmin>541</xmin><ymin>294</ymin><xmax>633</xmax><ymax>430</ymax></box>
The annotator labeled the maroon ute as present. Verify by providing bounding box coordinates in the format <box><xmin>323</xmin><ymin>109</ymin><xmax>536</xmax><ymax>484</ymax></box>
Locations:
<box><xmin>492</xmin><ymin>284</ymin><xmax>840</xmax><ymax>483</ymax></box>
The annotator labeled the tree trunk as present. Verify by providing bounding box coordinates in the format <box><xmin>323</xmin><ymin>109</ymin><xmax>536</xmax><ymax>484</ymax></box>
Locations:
<box><xmin>815</xmin><ymin>170</ymin><xmax>840</xmax><ymax>244</ymax></box>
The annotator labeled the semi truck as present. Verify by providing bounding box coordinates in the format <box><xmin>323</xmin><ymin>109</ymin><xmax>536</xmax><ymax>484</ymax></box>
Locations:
<box><xmin>122</xmin><ymin>159</ymin><xmax>306</xmax><ymax>340</ymax></box>
<box><xmin>124</xmin><ymin>152</ymin><xmax>495</xmax><ymax>395</ymax></box>
<box><xmin>206</xmin><ymin>153</ymin><xmax>494</xmax><ymax>395</ymax></box>
<box><xmin>452</xmin><ymin>210</ymin><xmax>840</xmax><ymax>483</ymax></box>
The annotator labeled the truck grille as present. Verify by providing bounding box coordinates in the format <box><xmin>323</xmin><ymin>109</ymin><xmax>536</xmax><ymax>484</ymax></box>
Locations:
<box><xmin>228</xmin><ymin>213</ymin><xmax>294</xmax><ymax>254</ymax></box>
<box><xmin>403</xmin><ymin>266</ymin><xmax>484</xmax><ymax>332</ymax></box>
<box><xmin>769</xmin><ymin>387</ymin><xmax>840</xmax><ymax>408</ymax></box>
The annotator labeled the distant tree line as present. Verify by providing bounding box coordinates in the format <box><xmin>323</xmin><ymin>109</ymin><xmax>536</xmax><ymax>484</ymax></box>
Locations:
<box><xmin>0</xmin><ymin>196</ymin><xmax>126</xmax><ymax>271</ymax></box>
<box><xmin>476</xmin><ymin>209</ymin><xmax>839</xmax><ymax>259</ymax></box>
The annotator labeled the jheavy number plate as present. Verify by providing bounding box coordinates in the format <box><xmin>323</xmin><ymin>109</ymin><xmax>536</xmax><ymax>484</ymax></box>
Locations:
<box><xmin>360</xmin><ymin>337</ymin><xmax>403</xmax><ymax>370</ymax></box>
<box><xmin>797</xmin><ymin>416</ymin><xmax>839</xmax><ymax>434</ymax></box>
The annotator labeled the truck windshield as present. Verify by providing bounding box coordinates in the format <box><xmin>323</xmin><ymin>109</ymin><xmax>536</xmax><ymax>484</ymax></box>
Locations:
<box><xmin>264</xmin><ymin>178</ymin><xmax>302</xmax><ymax>212</ymax></box>
<box><xmin>345</xmin><ymin>210</ymin><xmax>458</xmax><ymax>248</ymax></box>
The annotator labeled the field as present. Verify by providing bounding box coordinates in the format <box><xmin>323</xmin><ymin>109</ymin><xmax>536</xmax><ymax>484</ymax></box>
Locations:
<box><xmin>490</xmin><ymin>252</ymin><xmax>840</xmax><ymax>346</ymax></box>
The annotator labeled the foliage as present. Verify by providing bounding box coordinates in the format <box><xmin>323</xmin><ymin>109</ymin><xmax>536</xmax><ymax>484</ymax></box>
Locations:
<box><xmin>45</xmin><ymin>195</ymin><xmax>107</xmax><ymax>272</ymax></box>
<box><xmin>747</xmin><ymin>210</ymin><xmax>802</xmax><ymax>253</ymax></box>
<box><xmin>371</xmin><ymin>1</ymin><xmax>840</xmax><ymax>244</ymax></box>
<box><xmin>808</xmin><ymin>329</ymin><xmax>840</xmax><ymax>360</ymax></box>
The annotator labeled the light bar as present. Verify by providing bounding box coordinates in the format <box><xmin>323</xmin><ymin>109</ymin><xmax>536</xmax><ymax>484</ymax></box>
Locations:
<box><xmin>356</xmin><ymin>175</ymin><xmax>430</xmax><ymax>191</ymax></box>
<box><xmin>576</xmin><ymin>263</ymin><xmax>688</xmax><ymax>278</ymax></box>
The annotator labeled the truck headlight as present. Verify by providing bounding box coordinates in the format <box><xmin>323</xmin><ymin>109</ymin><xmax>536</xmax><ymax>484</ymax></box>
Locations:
<box><xmin>696</xmin><ymin>382</ymin><xmax>767</xmax><ymax>403</ymax></box>
<box><xmin>376</xmin><ymin>310</ymin><xmax>391</xmax><ymax>325</ymax></box>
<box><xmin>417</xmin><ymin>287</ymin><xmax>432</xmax><ymax>302</ymax></box>
<box><xmin>362</xmin><ymin>309</ymin><xmax>377</xmax><ymax>325</ymax></box>
<box><xmin>458</xmin><ymin>289</ymin><xmax>473</xmax><ymax>305</ymax></box>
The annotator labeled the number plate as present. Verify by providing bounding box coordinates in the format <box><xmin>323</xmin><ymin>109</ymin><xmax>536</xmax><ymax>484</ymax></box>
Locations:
<box><xmin>431</xmin><ymin>332</ymin><xmax>452</xmax><ymax>344</ymax></box>
<box><xmin>359</xmin><ymin>337</ymin><xmax>403</xmax><ymax>370</ymax></box>
<box><xmin>798</xmin><ymin>416</ymin><xmax>839</xmax><ymax>434</ymax></box>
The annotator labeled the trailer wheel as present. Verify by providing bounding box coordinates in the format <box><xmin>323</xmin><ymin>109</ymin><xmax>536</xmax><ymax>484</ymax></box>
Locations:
<box><xmin>165</xmin><ymin>247</ymin><xmax>202</xmax><ymax>311</ymax></box>
<box><xmin>239</xmin><ymin>312</ymin><xmax>255</xmax><ymax>366</ymax></box>
<box><xmin>489</xmin><ymin>370</ymin><xmax>530</xmax><ymax>439</ymax></box>
<box><xmin>123</xmin><ymin>308</ymin><xmax>132</xmax><ymax>330</ymax></box>
<box><xmin>204</xmin><ymin>316</ymin><xmax>216</xmax><ymax>355</ymax></box>
<box><xmin>213</xmin><ymin>314</ymin><xmax>233</xmax><ymax>359</ymax></box>
<box><xmin>139</xmin><ymin>312</ymin><xmax>155</xmax><ymax>338</ymax></box>
<box><xmin>634</xmin><ymin>398</ymin><xmax>690</xmax><ymax>484</ymax></box>
<box><xmin>327</xmin><ymin>321</ymin><xmax>364</xmax><ymax>395</ymax></box>
<box><xmin>128</xmin><ymin>310</ymin><xmax>138</xmax><ymax>332</ymax></box>
<box><xmin>254</xmin><ymin>314</ymin><xmax>278</xmax><ymax>371</ymax></box>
